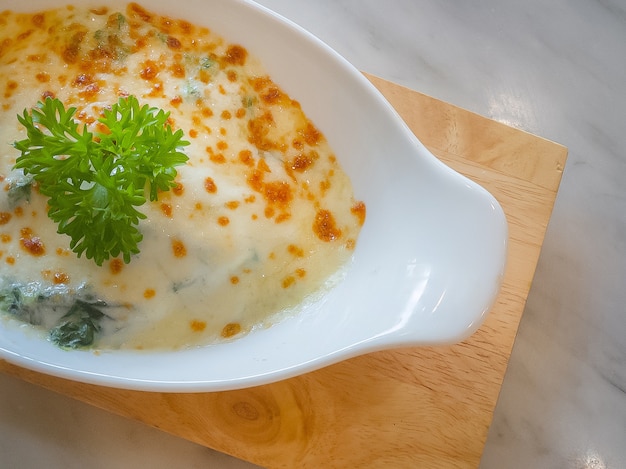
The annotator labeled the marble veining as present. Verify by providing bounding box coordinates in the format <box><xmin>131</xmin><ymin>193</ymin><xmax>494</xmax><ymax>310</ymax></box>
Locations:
<box><xmin>1</xmin><ymin>0</ymin><xmax>625</xmax><ymax>467</ymax></box>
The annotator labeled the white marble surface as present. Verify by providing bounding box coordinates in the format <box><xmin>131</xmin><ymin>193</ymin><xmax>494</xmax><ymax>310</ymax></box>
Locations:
<box><xmin>2</xmin><ymin>0</ymin><xmax>625</xmax><ymax>467</ymax></box>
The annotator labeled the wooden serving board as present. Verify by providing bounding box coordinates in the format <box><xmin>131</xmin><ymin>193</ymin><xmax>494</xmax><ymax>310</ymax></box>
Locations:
<box><xmin>0</xmin><ymin>74</ymin><xmax>567</xmax><ymax>468</ymax></box>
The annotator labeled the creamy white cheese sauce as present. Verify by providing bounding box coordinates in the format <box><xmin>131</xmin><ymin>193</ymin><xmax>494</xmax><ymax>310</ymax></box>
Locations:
<box><xmin>0</xmin><ymin>3</ymin><xmax>365</xmax><ymax>349</ymax></box>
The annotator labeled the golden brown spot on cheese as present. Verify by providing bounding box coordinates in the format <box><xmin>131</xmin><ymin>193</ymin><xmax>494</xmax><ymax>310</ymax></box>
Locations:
<box><xmin>128</xmin><ymin>2</ymin><xmax>152</xmax><ymax>23</ymax></box>
<box><xmin>221</xmin><ymin>322</ymin><xmax>241</xmax><ymax>338</ymax></box>
<box><xmin>288</xmin><ymin>151</ymin><xmax>318</xmax><ymax>173</ymax></box>
<box><xmin>246</xmin><ymin>170</ymin><xmax>263</xmax><ymax>193</ymax></box>
<box><xmin>257</xmin><ymin>158</ymin><xmax>271</xmax><ymax>173</ymax></box>
<box><xmin>14</xmin><ymin>207</ymin><xmax>23</xmax><ymax>217</ymax></box>
<box><xmin>110</xmin><ymin>258</ymin><xmax>124</xmax><ymax>275</ymax></box>
<box><xmin>249</xmin><ymin>76</ymin><xmax>270</xmax><ymax>92</ymax></box>
<box><xmin>238</xmin><ymin>149</ymin><xmax>254</xmax><ymax>166</ymax></box>
<box><xmin>19</xmin><ymin>227</ymin><xmax>45</xmax><ymax>256</ymax></box>
<box><xmin>143</xmin><ymin>288</ymin><xmax>156</xmax><ymax>299</ymax></box>
<box><xmin>287</xmin><ymin>244</ymin><xmax>304</xmax><ymax>257</ymax></box>
<box><xmin>0</xmin><ymin>38</ymin><xmax>12</xmax><ymax>60</ymax></box>
<box><xmin>62</xmin><ymin>29</ymin><xmax>87</xmax><ymax>65</ymax></box>
<box><xmin>27</xmin><ymin>54</ymin><xmax>46</xmax><ymax>63</ymax></box>
<box><xmin>313</xmin><ymin>209</ymin><xmax>342</xmax><ymax>242</ymax></box>
<box><xmin>264</xmin><ymin>181</ymin><xmax>292</xmax><ymax>207</ymax></box>
<box><xmin>204</xmin><ymin>176</ymin><xmax>217</xmax><ymax>193</ymax></box>
<box><xmin>172</xmin><ymin>239</ymin><xmax>187</xmax><ymax>258</ymax></box>
<box><xmin>76</xmin><ymin>110</ymin><xmax>96</xmax><ymax>124</ymax></box>
<box><xmin>5</xmin><ymin>256</ymin><xmax>15</xmax><ymax>265</ymax></box>
<box><xmin>72</xmin><ymin>73</ymin><xmax>101</xmax><ymax>99</ymax></box>
<box><xmin>172</xmin><ymin>182</ymin><xmax>184</xmax><ymax>196</ymax></box>
<box><xmin>225</xmin><ymin>201</ymin><xmax>240</xmax><ymax>210</ymax></box>
<box><xmin>261</xmin><ymin>86</ymin><xmax>282</xmax><ymax>105</ymax></box>
<box><xmin>351</xmin><ymin>201</ymin><xmax>367</xmax><ymax>226</ymax></box>
<box><xmin>89</xmin><ymin>7</ymin><xmax>109</xmax><ymax>16</ymax></box>
<box><xmin>247</xmin><ymin>111</ymin><xmax>275</xmax><ymax>151</ymax></box>
<box><xmin>170</xmin><ymin>95</ymin><xmax>183</xmax><ymax>108</ymax></box>
<box><xmin>223</xmin><ymin>44</ymin><xmax>247</xmax><ymax>66</ymax></box>
<box><xmin>251</xmin><ymin>76</ymin><xmax>298</xmax><ymax>108</ymax></box>
<box><xmin>210</xmin><ymin>152</ymin><xmax>226</xmax><ymax>164</ymax></box>
<box><xmin>169</xmin><ymin>61</ymin><xmax>185</xmax><ymax>78</ymax></box>
<box><xmin>282</xmin><ymin>276</ymin><xmax>295</xmax><ymax>288</ymax></box>
<box><xmin>295</xmin><ymin>268</ymin><xmax>306</xmax><ymax>278</ymax></box>
<box><xmin>36</xmin><ymin>72</ymin><xmax>50</xmax><ymax>83</ymax></box>
<box><xmin>134</xmin><ymin>35</ymin><xmax>149</xmax><ymax>52</ymax></box>
<box><xmin>217</xmin><ymin>216</ymin><xmax>230</xmax><ymax>226</ymax></box>
<box><xmin>56</xmin><ymin>247</ymin><xmax>71</xmax><ymax>257</ymax></box>
<box><xmin>293</xmin><ymin>137</ymin><xmax>307</xmax><ymax>149</ymax></box>
<box><xmin>216</xmin><ymin>140</ymin><xmax>228</xmax><ymax>150</ymax></box>
<box><xmin>139</xmin><ymin>59</ymin><xmax>159</xmax><ymax>80</ymax></box>
<box><xmin>4</xmin><ymin>80</ymin><xmax>17</xmax><ymax>98</ymax></box>
<box><xmin>190</xmin><ymin>319</ymin><xmax>206</xmax><ymax>332</ymax></box>
<box><xmin>0</xmin><ymin>34</ymin><xmax>11</xmax><ymax>55</ymax></box>
<box><xmin>166</xmin><ymin>35</ymin><xmax>181</xmax><ymax>50</ymax></box>
<box><xmin>198</xmin><ymin>68</ymin><xmax>211</xmax><ymax>84</ymax></box>
<box><xmin>301</xmin><ymin>121</ymin><xmax>322</xmax><ymax>146</ymax></box>
<box><xmin>230</xmin><ymin>276</ymin><xmax>239</xmax><ymax>285</ymax></box>
<box><xmin>31</xmin><ymin>13</ymin><xmax>46</xmax><ymax>28</ymax></box>
<box><xmin>0</xmin><ymin>234</ymin><xmax>10</xmax><ymax>243</ymax></box>
<box><xmin>148</xmin><ymin>80</ymin><xmax>165</xmax><ymax>98</ymax></box>
<box><xmin>247</xmin><ymin>162</ymin><xmax>294</xmax><ymax>222</ymax></box>
<box><xmin>320</xmin><ymin>178</ymin><xmax>331</xmax><ymax>195</ymax></box>
<box><xmin>275</xmin><ymin>213</ymin><xmax>291</xmax><ymax>223</ymax></box>
<box><xmin>180</xmin><ymin>20</ymin><xmax>194</xmax><ymax>35</ymax></box>
<box><xmin>17</xmin><ymin>30</ymin><xmax>34</xmax><ymax>42</ymax></box>
<box><xmin>157</xmin><ymin>16</ymin><xmax>174</xmax><ymax>33</ymax></box>
<box><xmin>0</xmin><ymin>212</ymin><xmax>11</xmax><ymax>225</ymax></box>
<box><xmin>160</xmin><ymin>202</ymin><xmax>173</xmax><ymax>217</ymax></box>
<box><xmin>53</xmin><ymin>271</ymin><xmax>70</xmax><ymax>285</ymax></box>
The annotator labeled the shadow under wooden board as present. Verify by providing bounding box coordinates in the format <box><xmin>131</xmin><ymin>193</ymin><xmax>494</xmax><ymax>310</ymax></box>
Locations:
<box><xmin>0</xmin><ymin>74</ymin><xmax>567</xmax><ymax>469</ymax></box>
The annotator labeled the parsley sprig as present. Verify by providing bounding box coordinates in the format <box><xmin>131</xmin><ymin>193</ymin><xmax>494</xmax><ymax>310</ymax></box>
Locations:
<box><xmin>13</xmin><ymin>96</ymin><xmax>189</xmax><ymax>266</ymax></box>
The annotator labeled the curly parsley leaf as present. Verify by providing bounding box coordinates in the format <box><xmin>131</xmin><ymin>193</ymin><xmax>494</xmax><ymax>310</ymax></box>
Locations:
<box><xmin>13</xmin><ymin>96</ymin><xmax>189</xmax><ymax>266</ymax></box>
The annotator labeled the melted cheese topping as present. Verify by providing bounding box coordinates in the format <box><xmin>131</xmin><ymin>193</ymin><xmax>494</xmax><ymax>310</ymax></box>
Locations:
<box><xmin>0</xmin><ymin>3</ymin><xmax>365</xmax><ymax>349</ymax></box>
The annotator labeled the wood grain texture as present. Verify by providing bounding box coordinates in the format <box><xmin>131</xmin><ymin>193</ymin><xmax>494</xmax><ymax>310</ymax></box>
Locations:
<box><xmin>0</xmin><ymin>75</ymin><xmax>567</xmax><ymax>469</ymax></box>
